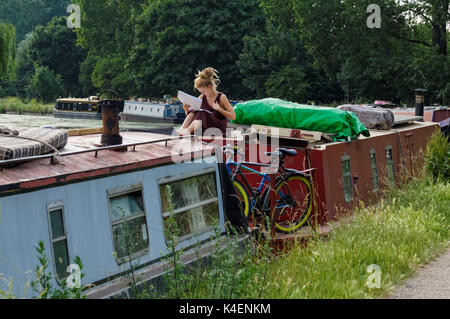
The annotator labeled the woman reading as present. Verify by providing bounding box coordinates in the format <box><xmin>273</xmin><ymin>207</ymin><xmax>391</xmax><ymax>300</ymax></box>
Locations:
<box><xmin>177</xmin><ymin>67</ymin><xmax>236</xmax><ymax>137</ymax></box>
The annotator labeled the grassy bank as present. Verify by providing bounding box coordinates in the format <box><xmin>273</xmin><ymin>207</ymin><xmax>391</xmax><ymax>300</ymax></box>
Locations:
<box><xmin>133</xmin><ymin>175</ymin><xmax>449</xmax><ymax>299</ymax></box>
<box><xmin>0</xmin><ymin>97</ymin><xmax>54</xmax><ymax>115</ymax></box>
<box><xmin>254</xmin><ymin>177</ymin><xmax>450</xmax><ymax>299</ymax></box>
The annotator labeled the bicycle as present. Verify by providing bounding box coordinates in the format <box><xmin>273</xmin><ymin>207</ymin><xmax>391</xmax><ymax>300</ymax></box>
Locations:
<box><xmin>223</xmin><ymin>145</ymin><xmax>314</xmax><ymax>233</ymax></box>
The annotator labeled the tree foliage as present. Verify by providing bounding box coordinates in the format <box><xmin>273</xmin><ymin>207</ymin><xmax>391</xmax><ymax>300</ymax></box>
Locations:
<box><xmin>73</xmin><ymin>0</ymin><xmax>145</xmax><ymax>97</ymax></box>
<box><xmin>1</xmin><ymin>0</ymin><xmax>449</xmax><ymax>105</ymax></box>
<box><xmin>237</xmin><ymin>21</ymin><xmax>343</xmax><ymax>103</ymax></box>
<box><xmin>0</xmin><ymin>23</ymin><xmax>15</xmax><ymax>80</ymax></box>
<box><xmin>128</xmin><ymin>0</ymin><xmax>265</xmax><ymax>98</ymax></box>
<box><xmin>29</xmin><ymin>17</ymin><xmax>86</xmax><ymax>97</ymax></box>
<box><xmin>260</xmin><ymin>0</ymin><xmax>450</xmax><ymax>104</ymax></box>
<box><xmin>0</xmin><ymin>0</ymin><xmax>70</xmax><ymax>42</ymax></box>
<box><xmin>33</xmin><ymin>65</ymin><xmax>64</xmax><ymax>103</ymax></box>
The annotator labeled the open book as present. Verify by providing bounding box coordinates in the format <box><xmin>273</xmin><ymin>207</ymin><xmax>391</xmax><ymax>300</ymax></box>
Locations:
<box><xmin>177</xmin><ymin>90</ymin><xmax>202</xmax><ymax>110</ymax></box>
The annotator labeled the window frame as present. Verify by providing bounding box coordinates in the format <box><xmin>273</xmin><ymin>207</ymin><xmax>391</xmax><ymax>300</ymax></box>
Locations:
<box><xmin>106</xmin><ymin>183</ymin><xmax>150</xmax><ymax>265</ymax></box>
<box><xmin>370</xmin><ymin>149</ymin><xmax>379</xmax><ymax>192</ymax></box>
<box><xmin>46</xmin><ymin>201</ymin><xmax>70</xmax><ymax>285</ymax></box>
<box><xmin>341</xmin><ymin>155</ymin><xmax>353</xmax><ymax>203</ymax></box>
<box><xmin>385</xmin><ymin>145</ymin><xmax>395</xmax><ymax>183</ymax></box>
<box><xmin>158</xmin><ymin>168</ymin><xmax>220</xmax><ymax>243</ymax></box>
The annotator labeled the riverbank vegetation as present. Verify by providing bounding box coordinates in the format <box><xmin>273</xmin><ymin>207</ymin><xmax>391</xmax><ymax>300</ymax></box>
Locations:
<box><xmin>0</xmin><ymin>97</ymin><xmax>53</xmax><ymax>114</ymax></box>
<box><xmin>1</xmin><ymin>0</ymin><xmax>449</xmax><ymax>105</ymax></box>
<box><xmin>146</xmin><ymin>177</ymin><xmax>448</xmax><ymax>299</ymax></box>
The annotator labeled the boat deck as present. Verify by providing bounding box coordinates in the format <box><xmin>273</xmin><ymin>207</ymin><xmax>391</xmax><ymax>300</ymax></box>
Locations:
<box><xmin>0</xmin><ymin>131</ymin><xmax>215</xmax><ymax>195</ymax></box>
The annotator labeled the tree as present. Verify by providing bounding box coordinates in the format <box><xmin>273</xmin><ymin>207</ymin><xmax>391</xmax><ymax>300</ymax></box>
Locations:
<box><xmin>33</xmin><ymin>65</ymin><xmax>63</xmax><ymax>103</ymax></box>
<box><xmin>260</xmin><ymin>0</ymin><xmax>450</xmax><ymax>104</ymax></box>
<box><xmin>128</xmin><ymin>0</ymin><xmax>265</xmax><ymax>98</ymax></box>
<box><xmin>237</xmin><ymin>19</ymin><xmax>343</xmax><ymax>103</ymax></box>
<box><xmin>29</xmin><ymin>16</ymin><xmax>86</xmax><ymax>97</ymax></box>
<box><xmin>73</xmin><ymin>0</ymin><xmax>145</xmax><ymax>97</ymax></box>
<box><xmin>0</xmin><ymin>23</ymin><xmax>15</xmax><ymax>80</ymax></box>
<box><xmin>14</xmin><ymin>32</ymin><xmax>37</xmax><ymax>98</ymax></box>
<box><xmin>0</xmin><ymin>0</ymin><xmax>70</xmax><ymax>42</ymax></box>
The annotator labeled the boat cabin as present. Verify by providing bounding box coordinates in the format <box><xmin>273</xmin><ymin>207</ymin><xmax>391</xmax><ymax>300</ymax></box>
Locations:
<box><xmin>0</xmin><ymin>130</ymin><xmax>240</xmax><ymax>298</ymax></box>
<box><xmin>54</xmin><ymin>97</ymin><xmax>103</xmax><ymax>119</ymax></box>
<box><xmin>121</xmin><ymin>100</ymin><xmax>186</xmax><ymax>124</ymax></box>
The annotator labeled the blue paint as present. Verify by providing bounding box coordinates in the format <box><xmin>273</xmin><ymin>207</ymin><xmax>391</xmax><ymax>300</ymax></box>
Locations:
<box><xmin>0</xmin><ymin>157</ymin><xmax>224</xmax><ymax>298</ymax></box>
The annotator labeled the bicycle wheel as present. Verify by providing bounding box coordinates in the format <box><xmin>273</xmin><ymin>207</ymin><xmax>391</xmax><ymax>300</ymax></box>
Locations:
<box><xmin>263</xmin><ymin>174</ymin><xmax>313</xmax><ymax>233</ymax></box>
<box><xmin>232</xmin><ymin>180</ymin><xmax>250</xmax><ymax>218</ymax></box>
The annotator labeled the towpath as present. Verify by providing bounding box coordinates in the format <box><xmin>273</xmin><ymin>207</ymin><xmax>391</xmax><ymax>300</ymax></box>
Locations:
<box><xmin>387</xmin><ymin>247</ymin><xmax>450</xmax><ymax>299</ymax></box>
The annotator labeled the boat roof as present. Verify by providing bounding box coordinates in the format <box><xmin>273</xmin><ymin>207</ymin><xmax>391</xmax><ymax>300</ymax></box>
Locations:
<box><xmin>230</xmin><ymin>120</ymin><xmax>439</xmax><ymax>147</ymax></box>
<box><xmin>0</xmin><ymin>131</ymin><xmax>216</xmax><ymax>196</ymax></box>
<box><xmin>56</xmin><ymin>98</ymin><xmax>99</xmax><ymax>103</ymax></box>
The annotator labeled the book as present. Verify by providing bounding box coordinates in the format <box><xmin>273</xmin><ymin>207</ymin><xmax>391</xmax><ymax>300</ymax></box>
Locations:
<box><xmin>177</xmin><ymin>90</ymin><xmax>202</xmax><ymax>111</ymax></box>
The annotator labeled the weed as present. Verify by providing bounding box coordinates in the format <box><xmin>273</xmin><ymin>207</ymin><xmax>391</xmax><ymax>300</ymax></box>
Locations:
<box><xmin>30</xmin><ymin>241</ymin><xmax>86</xmax><ymax>299</ymax></box>
<box><xmin>425</xmin><ymin>128</ymin><xmax>450</xmax><ymax>182</ymax></box>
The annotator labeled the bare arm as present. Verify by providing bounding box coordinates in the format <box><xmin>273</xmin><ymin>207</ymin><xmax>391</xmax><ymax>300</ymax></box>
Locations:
<box><xmin>212</xmin><ymin>94</ymin><xmax>236</xmax><ymax>120</ymax></box>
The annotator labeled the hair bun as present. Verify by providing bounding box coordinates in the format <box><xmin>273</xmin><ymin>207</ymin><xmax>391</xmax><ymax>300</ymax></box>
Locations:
<box><xmin>194</xmin><ymin>67</ymin><xmax>220</xmax><ymax>89</ymax></box>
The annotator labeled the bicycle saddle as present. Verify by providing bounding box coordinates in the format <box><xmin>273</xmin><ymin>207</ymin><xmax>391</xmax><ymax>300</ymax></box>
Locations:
<box><xmin>265</xmin><ymin>148</ymin><xmax>298</xmax><ymax>157</ymax></box>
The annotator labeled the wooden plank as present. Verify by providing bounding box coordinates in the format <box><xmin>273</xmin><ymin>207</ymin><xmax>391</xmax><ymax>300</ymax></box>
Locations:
<box><xmin>251</xmin><ymin>124</ymin><xmax>322</xmax><ymax>142</ymax></box>
<box><xmin>68</xmin><ymin>127</ymin><xmax>103</xmax><ymax>136</ymax></box>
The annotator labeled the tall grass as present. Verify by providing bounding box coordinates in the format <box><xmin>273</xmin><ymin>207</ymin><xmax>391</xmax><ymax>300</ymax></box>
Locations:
<box><xmin>255</xmin><ymin>177</ymin><xmax>450</xmax><ymax>299</ymax></box>
<box><xmin>127</xmin><ymin>173</ymin><xmax>449</xmax><ymax>299</ymax></box>
<box><xmin>0</xmin><ymin>97</ymin><xmax>54</xmax><ymax>115</ymax></box>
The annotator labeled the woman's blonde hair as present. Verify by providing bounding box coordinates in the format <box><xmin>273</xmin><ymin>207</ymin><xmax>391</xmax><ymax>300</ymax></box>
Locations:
<box><xmin>194</xmin><ymin>67</ymin><xmax>220</xmax><ymax>90</ymax></box>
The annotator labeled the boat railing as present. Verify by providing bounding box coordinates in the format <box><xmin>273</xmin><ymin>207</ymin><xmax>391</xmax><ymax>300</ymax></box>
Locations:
<box><xmin>0</xmin><ymin>135</ymin><xmax>202</xmax><ymax>171</ymax></box>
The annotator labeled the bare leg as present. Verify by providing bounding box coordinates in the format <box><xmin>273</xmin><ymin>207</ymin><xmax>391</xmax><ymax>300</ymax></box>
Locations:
<box><xmin>179</xmin><ymin>119</ymin><xmax>202</xmax><ymax>136</ymax></box>
<box><xmin>188</xmin><ymin>120</ymin><xmax>202</xmax><ymax>134</ymax></box>
<box><xmin>181</xmin><ymin>113</ymin><xmax>195</xmax><ymax>129</ymax></box>
<box><xmin>177</xmin><ymin>113</ymin><xmax>195</xmax><ymax>135</ymax></box>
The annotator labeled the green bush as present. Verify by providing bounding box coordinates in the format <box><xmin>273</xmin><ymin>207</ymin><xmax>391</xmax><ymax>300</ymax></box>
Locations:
<box><xmin>425</xmin><ymin>129</ymin><xmax>450</xmax><ymax>181</ymax></box>
<box><xmin>33</xmin><ymin>65</ymin><xmax>63</xmax><ymax>103</ymax></box>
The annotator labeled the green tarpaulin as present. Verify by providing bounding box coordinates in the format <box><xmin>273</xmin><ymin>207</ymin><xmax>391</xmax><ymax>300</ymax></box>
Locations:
<box><xmin>232</xmin><ymin>98</ymin><xmax>370</xmax><ymax>141</ymax></box>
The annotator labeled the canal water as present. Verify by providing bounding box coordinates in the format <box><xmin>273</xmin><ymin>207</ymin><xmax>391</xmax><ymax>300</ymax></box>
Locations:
<box><xmin>0</xmin><ymin>113</ymin><xmax>179</xmax><ymax>131</ymax></box>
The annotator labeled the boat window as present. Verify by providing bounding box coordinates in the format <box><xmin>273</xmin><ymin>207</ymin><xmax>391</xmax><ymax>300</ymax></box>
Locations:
<box><xmin>341</xmin><ymin>156</ymin><xmax>353</xmax><ymax>203</ymax></box>
<box><xmin>47</xmin><ymin>203</ymin><xmax>70</xmax><ymax>283</ymax></box>
<box><xmin>370</xmin><ymin>150</ymin><xmax>379</xmax><ymax>192</ymax></box>
<box><xmin>385</xmin><ymin>146</ymin><xmax>395</xmax><ymax>183</ymax></box>
<box><xmin>108</xmin><ymin>190</ymin><xmax>149</xmax><ymax>263</ymax></box>
<box><xmin>160</xmin><ymin>172</ymin><xmax>219</xmax><ymax>241</ymax></box>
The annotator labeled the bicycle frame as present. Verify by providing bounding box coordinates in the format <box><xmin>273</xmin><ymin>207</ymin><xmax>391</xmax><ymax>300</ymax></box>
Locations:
<box><xmin>223</xmin><ymin>145</ymin><xmax>315</xmax><ymax>233</ymax></box>
<box><xmin>226</xmin><ymin>158</ymin><xmax>271</xmax><ymax>207</ymax></box>
<box><xmin>226</xmin><ymin>150</ymin><xmax>310</xmax><ymax>204</ymax></box>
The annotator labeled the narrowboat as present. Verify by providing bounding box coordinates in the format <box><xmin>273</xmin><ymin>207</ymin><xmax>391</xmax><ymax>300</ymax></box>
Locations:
<box><xmin>0</xmin><ymin>128</ymin><xmax>247</xmax><ymax>299</ymax></box>
<box><xmin>53</xmin><ymin>97</ymin><xmax>104</xmax><ymax>120</ymax></box>
<box><xmin>220</xmin><ymin>111</ymin><xmax>439</xmax><ymax>246</ymax></box>
<box><xmin>120</xmin><ymin>99</ymin><xmax>186</xmax><ymax>124</ymax></box>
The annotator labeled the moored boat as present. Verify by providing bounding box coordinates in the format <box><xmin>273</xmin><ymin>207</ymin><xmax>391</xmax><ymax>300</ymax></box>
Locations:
<box><xmin>0</xmin><ymin>129</ymin><xmax>247</xmax><ymax>298</ymax></box>
<box><xmin>53</xmin><ymin>97</ymin><xmax>104</xmax><ymax>120</ymax></box>
<box><xmin>120</xmin><ymin>99</ymin><xmax>186</xmax><ymax>124</ymax></box>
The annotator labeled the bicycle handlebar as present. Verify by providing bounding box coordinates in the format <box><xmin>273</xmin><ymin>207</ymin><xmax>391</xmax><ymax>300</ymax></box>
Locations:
<box><xmin>222</xmin><ymin>145</ymin><xmax>245</xmax><ymax>157</ymax></box>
